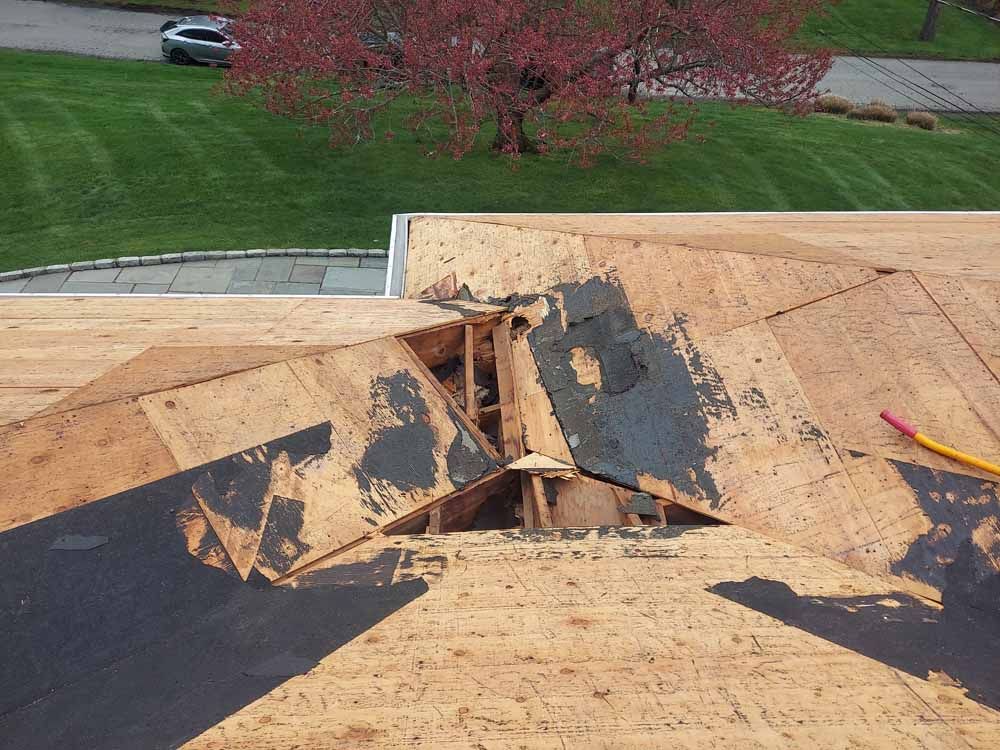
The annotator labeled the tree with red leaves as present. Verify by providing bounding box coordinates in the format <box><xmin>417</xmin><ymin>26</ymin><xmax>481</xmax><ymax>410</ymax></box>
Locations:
<box><xmin>226</xmin><ymin>0</ymin><xmax>831</xmax><ymax>163</ymax></box>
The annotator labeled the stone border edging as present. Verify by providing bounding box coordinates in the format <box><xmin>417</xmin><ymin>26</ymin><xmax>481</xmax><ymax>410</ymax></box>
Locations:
<box><xmin>0</xmin><ymin>248</ymin><xmax>388</xmax><ymax>282</ymax></box>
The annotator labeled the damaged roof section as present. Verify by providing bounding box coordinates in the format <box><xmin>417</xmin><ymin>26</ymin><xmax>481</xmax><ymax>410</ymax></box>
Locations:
<box><xmin>403</xmin><ymin>214</ymin><xmax>1000</xmax><ymax>617</ymax></box>
<box><xmin>4</xmin><ymin>212</ymin><xmax>1000</xmax><ymax>748</ymax></box>
<box><xmin>1</xmin><ymin>313</ymin><xmax>505</xmax><ymax>582</ymax></box>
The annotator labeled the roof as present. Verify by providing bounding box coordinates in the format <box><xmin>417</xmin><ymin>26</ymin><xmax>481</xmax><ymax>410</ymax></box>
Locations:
<box><xmin>2</xmin><ymin>213</ymin><xmax>998</xmax><ymax>747</ymax></box>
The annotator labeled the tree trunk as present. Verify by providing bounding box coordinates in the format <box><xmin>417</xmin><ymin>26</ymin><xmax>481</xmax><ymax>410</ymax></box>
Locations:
<box><xmin>491</xmin><ymin>110</ymin><xmax>536</xmax><ymax>153</ymax></box>
<box><xmin>627</xmin><ymin>55</ymin><xmax>642</xmax><ymax>105</ymax></box>
<box><xmin>919</xmin><ymin>0</ymin><xmax>941</xmax><ymax>41</ymax></box>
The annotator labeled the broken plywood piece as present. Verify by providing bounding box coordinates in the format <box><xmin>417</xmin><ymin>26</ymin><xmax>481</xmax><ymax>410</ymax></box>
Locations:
<box><xmin>506</xmin><ymin>301</ymin><xmax>575</xmax><ymax>464</ymax></box>
<box><xmin>618</xmin><ymin>491</ymin><xmax>659</xmax><ymax>518</ymax></box>
<box><xmin>516</xmin><ymin>273</ymin><xmax>887</xmax><ymax>567</ymax></box>
<box><xmin>187</xmin><ymin>526</ymin><xmax>1000</xmax><ymax>749</ymax></box>
<box><xmin>506</xmin><ymin>452</ymin><xmax>578</xmax><ymax>479</ymax></box>
<box><xmin>417</xmin><ymin>272</ymin><xmax>459</xmax><ymax>300</ymax></box>
<box><xmin>140</xmin><ymin>337</ymin><xmax>500</xmax><ymax>581</ymax></box>
<box><xmin>769</xmin><ymin>271</ymin><xmax>1000</xmax><ymax>481</ymax></box>
<box><xmin>544</xmin><ymin>474</ymin><xmax>637</xmax><ymax>527</ymax></box>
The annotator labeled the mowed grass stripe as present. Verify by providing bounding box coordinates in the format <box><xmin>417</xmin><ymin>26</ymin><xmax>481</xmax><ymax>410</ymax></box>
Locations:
<box><xmin>711</xmin><ymin>133</ymin><xmax>793</xmax><ymax>211</ymax></box>
<box><xmin>1</xmin><ymin>49</ymin><xmax>998</xmax><ymax>271</ymax></box>
<box><xmin>190</xmin><ymin>100</ymin><xmax>287</xmax><ymax>178</ymax></box>
<box><xmin>0</xmin><ymin>101</ymin><xmax>52</xmax><ymax>203</ymax></box>
<box><xmin>147</xmin><ymin>102</ymin><xmax>225</xmax><ymax>182</ymax></box>
<box><xmin>27</xmin><ymin>95</ymin><xmax>116</xmax><ymax>176</ymax></box>
<box><xmin>791</xmin><ymin>145</ymin><xmax>866</xmax><ymax>210</ymax></box>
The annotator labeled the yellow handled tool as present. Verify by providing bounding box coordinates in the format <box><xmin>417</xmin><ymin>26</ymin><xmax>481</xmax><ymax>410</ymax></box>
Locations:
<box><xmin>880</xmin><ymin>409</ymin><xmax>1000</xmax><ymax>478</ymax></box>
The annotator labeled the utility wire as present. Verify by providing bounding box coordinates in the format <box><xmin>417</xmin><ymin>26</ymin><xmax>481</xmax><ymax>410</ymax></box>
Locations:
<box><xmin>935</xmin><ymin>0</ymin><xmax>1000</xmax><ymax>24</ymax></box>
<box><xmin>830</xmin><ymin>50</ymin><xmax>972</xmax><ymax>123</ymax></box>
<box><xmin>820</xmin><ymin>29</ymin><xmax>978</xmax><ymax>117</ymax></box>
<box><xmin>827</xmin><ymin>49</ymin><xmax>1000</xmax><ymax>137</ymax></box>
<box><xmin>828</xmin><ymin>11</ymin><xmax>1000</xmax><ymax>126</ymax></box>
<box><xmin>818</xmin><ymin>29</ymin><xmax>1000</xmax><ymax>138</ymax></box>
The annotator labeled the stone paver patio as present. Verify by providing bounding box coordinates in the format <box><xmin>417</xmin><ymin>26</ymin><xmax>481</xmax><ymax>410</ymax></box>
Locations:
<box><xmin>0</xmin><ymin>252</ymin><xmax>388</xmax><ymax>295</ymax></box>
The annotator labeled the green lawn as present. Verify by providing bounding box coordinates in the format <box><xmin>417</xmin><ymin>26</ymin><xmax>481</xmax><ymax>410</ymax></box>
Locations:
<box><xmin>2</xmin><ymin>49</ymin><xmax>999</xmax><ymax>272</ymax></box>
<box><xmin>799</xmin><ymin>0</ymin><xmax>1000</xmax><ymax>60</ymax></box>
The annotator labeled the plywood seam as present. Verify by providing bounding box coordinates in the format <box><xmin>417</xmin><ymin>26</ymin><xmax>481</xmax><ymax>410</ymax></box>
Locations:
<box><xmin>738</xmin><ymin>272</ymin><xmax>895</xmax><ymax>334</ymax></box>
<box><xmin>425</xmin><ymin>217</ymin><xmax>874</xmax><ymax>272</ymax></box>
<box><xmin>763</xmin><ymin>318</ymin><xmax>893</xmax><ymax>560</ymax></box>
<box><xmin>890</xmin><ymin>662</ymin><xmax>978</xmax><ymax>747</ymax></box>
<box><xmin>38</xmin><ymin>345</ymin><xmax>345</xmax><ymax>423</ymax></box>
<box><xmin>136</xmin><ymin>399</ymin><xmax>186</xmax><ymax>473</ymax></box>
<box><xmin>916</xmin><ymin>273</ymin><xmax>1000</xmax><ymax>391</ymax></box>
<box><xmin>252</xmin><ymin>299</ymin><xmax>309</xmax><ymax>344</ymax></box>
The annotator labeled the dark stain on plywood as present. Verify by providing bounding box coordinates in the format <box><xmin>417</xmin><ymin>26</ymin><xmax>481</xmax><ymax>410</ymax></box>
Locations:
<box><xmin>354</xmin><ymin>372</ymin><xmax>439</xmax><ymax>515</ymax></box>
<box><xmin>354</xmin><ymin>372</ymin><xmax>496</xmax><ymax>517</ymax></box>
<box><xmin>526</xmin><ymin>276</ymin><xmax>727</xmax><ymax>506</ymax></box>
<box><xmin>542</xmin><ymin>478</ymin><xmax>560</xmax><ymax>506</ymax></box>
<box><xmin>255</xmin><ymin>495</ymin><xmax>312</xmax><ymax>578</ymax></box>
<box><xmin>496</xmin><ymin>525</ymin><xmax>697</xmax><ymax>544</ymax></box>
<box><xmin>0</xmin><ymin>470</ymin><xmax>427</xmax><ymax>750</ymax></box>
<box><xmin>193</xmin><ymin>422</ymin><xmax>333</xmax><ymax>534</ymax></box>
<box><xmin>710</xmin><ymin>576</ymin><xmax>1000</xmax><ymax>712</ymax></box>
<box><xmin>445</xmin><ymin>422</ymin><xmax>497</xmax><ymax>485</ymax></box>
<box><xmin>423</xmin><ymin>300</ymin><xmax>491</xmax><ymax>317</ymax></box>
<box><xmin>887</xmin><ymin>458</ymin><xmax>1000</xmax><ymax>615</ymax></box>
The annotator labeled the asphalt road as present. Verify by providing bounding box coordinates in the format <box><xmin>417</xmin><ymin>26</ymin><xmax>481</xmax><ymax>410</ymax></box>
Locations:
<box><xmin>0</xmin><ymin>0</ymin><xmax>171</xmax><ymax>61</ymax></box>
<box><xmin>2</xmin><ymin>0</ymin><xmax>999</xmax><ymax>111</ymax></box>
<box><xmin>825</xmin><ymin>56</ymin><xmax>1000</xmax><ymax>113</ymax></box>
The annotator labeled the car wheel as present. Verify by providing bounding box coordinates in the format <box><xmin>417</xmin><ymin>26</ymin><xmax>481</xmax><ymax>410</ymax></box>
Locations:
<box><xmin>170</xmin><ymin>48</ymin><xmax>192</xmax><ymax>65</ymax></box>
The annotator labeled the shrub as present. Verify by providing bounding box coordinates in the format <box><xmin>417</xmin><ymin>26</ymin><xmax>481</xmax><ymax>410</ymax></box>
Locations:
<box><xmin>906</xmin><ymin>111</ymin><xmax>939</xmax><ymax>130</ymax></box>
<box><xmin>815</xmin><ymin>95</ymin><xmax>853</xmax><ymax>114</ymax></box>
<box><xmin>847</xmin><ymin>101</ymin><xmax>899</xmax><ymax>123</ymax></box>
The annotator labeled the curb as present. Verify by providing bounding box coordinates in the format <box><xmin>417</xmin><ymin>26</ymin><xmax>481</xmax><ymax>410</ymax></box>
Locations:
<box><xmin>0</xmin><ymin>248</ymin><xmax>388</xmax><ymax>283</ymax></box>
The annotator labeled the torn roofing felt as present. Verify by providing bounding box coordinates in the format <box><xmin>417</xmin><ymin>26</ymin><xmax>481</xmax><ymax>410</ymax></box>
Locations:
<box><xmin>525</xmin><ymin>274</ymin><xmax>728</xmax><ymax>505</ymax></box>
<box><xmin>398</xmin><ymin>215</ymin><xmax>1000</xmax><ymax>617</ymax></box>
<box><xmin>526</xmin><ymin>276</ymin><xmax>1000</xmax><ymax>609</ymax></box>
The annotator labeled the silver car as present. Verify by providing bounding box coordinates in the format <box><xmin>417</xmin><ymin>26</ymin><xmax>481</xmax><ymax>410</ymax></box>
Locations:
<box><xmin>160</xmin><ymin>16</ymin><xmax>239</xmax><ymax>66</ymax></box>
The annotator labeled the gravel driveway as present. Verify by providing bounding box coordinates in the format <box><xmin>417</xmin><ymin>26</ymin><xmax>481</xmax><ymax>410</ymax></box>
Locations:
<box><xmin>0</xmin><ymin>0</ymin><xmax>171</xmax><ymax>60</ymax></box>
